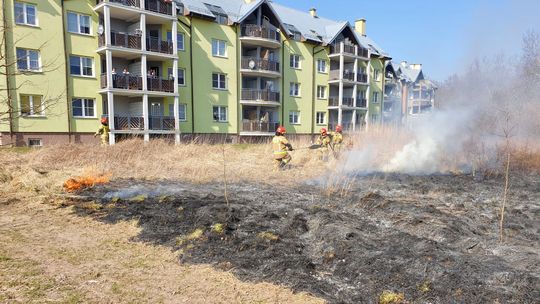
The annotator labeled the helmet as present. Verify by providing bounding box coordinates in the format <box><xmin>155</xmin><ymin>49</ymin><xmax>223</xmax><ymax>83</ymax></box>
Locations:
<box><xmin>100</xmin><ymin>117</ymin><xmax>108</xmax><ymax>124</ymax></box>
<box><xmin>320</xmin><ymin>128</ymin><xmax>327</xmax><ymax>135</ymax></box>
<box><xmin>276</xmin><ymin>126</ymin><xmax>286</xmax><ymax>134</ymax></box>
<box><xmin>336</xmin><ymin>125</ymin><xmax>343</xmax><ymax>132</ymax></box>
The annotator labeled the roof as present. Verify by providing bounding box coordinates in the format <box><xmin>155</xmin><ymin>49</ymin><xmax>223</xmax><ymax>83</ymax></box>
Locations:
<box><xmin>397</xmin><ymin>62</ymin><xmax>424</xmax><ymax>83</ymax></box>
<box><xmin>178</xmin><ymin>0</ymin><xmax>389</xmax><ymax>55</ymax></box>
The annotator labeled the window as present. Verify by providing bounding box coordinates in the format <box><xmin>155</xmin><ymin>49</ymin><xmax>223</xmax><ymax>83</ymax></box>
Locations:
<box><xmin>168</xmin><ymin>103</ymin><xmax>187</xmax><ymax>121</ymax></box>
<box><xmin>371</xmin><ymin>114</ymin><xmax>378</xmax><ymax>122</ymax></box>
<box><xmin>289</xmin><ymin>111</ymin><xmax>300</xmax><ymax>124</ymax></box>
<box><xmin>16</xmin><ymin>48</ymin><xmax>40</xmax><ymax>71</ymax></box>
<box><xmin>167</xmin><ymin>31</ymin><xmax>185</xmax><ymax>51</ymax></box>
<box><xmin>167</xmin><ymin>67</ymin><xmax>186</xmax><ymax>85</ymax></box>
<box><xmin>316</xmin><ymin>112</ymin><xmax>326</xmax><ymax>124</ymax></box>
<box><xmin>372</xmin><ymin>92</ymin><xmax>379</xmax><ymax>103</ymax></box>
<box><xmin>70</xmin><ymin>55</ymin><xmax>93</xmax><ymax>76</ymax></box>
<box><xmin>14</xmin><ymin>2</ymin><xmax>37</xmax><ymax>26</ymax></box>
<box><xmin>289</xmin><ymin>82</ymin><xmax>300</xmax><ymax>97</ymax></box>
<box><xmin>28</xmin><ymin>138</ymin><xmax>42</xmax><ymax>147</ymax></box>
<box><xmin>214</xmin><ymin>14</ymin><xmax>228</xmax><ymax>25</ymax></box>
<box><xmin>290</xmin><ymin>54</ymin><xmax>301</xmax><ymax>69</ymax></box>
<box><xmin>212</xmin><ymin>73</ymin><xmax>226</xmax><ymax>89</ymax></box>
<box><xmin>374</xmin><ymin>69</ymin><xmax>381</xmax><ymax>81</ymax></box>
<box><xmin>212</xmin><ymin>39</ymin><xmax>227</xmax><ymax>57</ymax></box>
<box><xmin>317</xmin><ymin>85</ymin><xmax>326</xmax><ymax>99</ymax></box>
<box><xmin>67</xmin><ymin>12</ymin><xmax>91</xmax><ymax>35</ymax></box>
<box><xmin>213</xmin><ymin>106</ymin><xmax>227</xmax><ymax>122</ymax></box>
<box><xmin>317</xmin><ymin>59</ymin><xmax>327</xmax><ymax>73</ymax></box>
<box><xmin>72</xmin><ymin>98</ymin><xmax>95</xmax><ymax>117</ymax></box>
<box><xmin>20</xmin><ymin>95</ymin><xmax>44</xmax><ymax>116</ymax></box>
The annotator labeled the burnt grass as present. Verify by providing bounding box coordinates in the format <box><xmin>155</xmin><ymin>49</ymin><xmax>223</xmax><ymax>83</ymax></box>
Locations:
<box><xmin>71</xmin><ymin>173</ymin><xmax>540</xmax><ymax>303</ymax></box>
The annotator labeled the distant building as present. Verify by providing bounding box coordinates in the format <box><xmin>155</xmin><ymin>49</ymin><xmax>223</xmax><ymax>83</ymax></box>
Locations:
<box><xmin>382</xmin><ymin>61</ymin><xmax>437</xmax><ymax>124</ymax></box>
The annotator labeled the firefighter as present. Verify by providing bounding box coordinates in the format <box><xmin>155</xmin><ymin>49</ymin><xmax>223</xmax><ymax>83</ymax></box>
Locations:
<box><xmin>331</xmin><ymin>125</ymin><xmax>344</xmax><ymax>157</ymax></box>
<box><xmin>94</xmin><ymin>117</ymin><xmax>110</xmax><ymax>146</ymax></box>
<box><xmin>316</xmin><ymin>127</ymin><xmax>331</xmax><ymax>161</ymax></box>
<box><xmin>272</xmin><ymin>126</ymin><xmax>293</xmax><ymax>169</ymax></box>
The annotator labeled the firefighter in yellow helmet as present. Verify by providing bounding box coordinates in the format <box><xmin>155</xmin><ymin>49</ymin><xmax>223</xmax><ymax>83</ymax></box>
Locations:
<box><xmin>316</xmin><ymin>127</ymin><xmax>331</xmax><ymax>162</ymax></box>
<box><xmin>272</xmin><ymin>126</ymin><xmax>293</xmax><ymax>169</ymax></box>
<box><xmin>94</xmin><ymin>117</ymin><xmax>110</xmax><ymax>146</ymax></box>
<box><xmin>331</xmin><ymin>125</ymin><xmax>344</xmax><ymax>157</ymax></box>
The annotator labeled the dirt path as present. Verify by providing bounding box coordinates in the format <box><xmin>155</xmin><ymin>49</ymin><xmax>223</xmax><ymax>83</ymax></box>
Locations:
<box><xmin>0</xmin><ymin>194</ymin><xmax>324</xmax><ymax>304</ymax></box>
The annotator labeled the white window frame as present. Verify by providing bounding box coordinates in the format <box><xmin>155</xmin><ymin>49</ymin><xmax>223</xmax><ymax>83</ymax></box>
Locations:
<box><xmin>373</xmin><ymin>91</ymin><xmax>379</xmax><ymax>103</ymax></box>
<box><xmin>317</xmin><ymin>85</ymin><xmax>326</xmax><ymax>99</ymax></box>
<box><xmin>16</xmin><ymin>48</ymin><xmax>41</xmax><ymax>72</ymax></box>
<box><xmin>317</xmin><ymin>59</ymin><xmax>327</xmax><ymax>73</ymax></box>
<box><xmin>212</xmin><ymin>73</ymin><xmax>227</xmax><ymax>90</ymax></box>
<box><xmin>316</xmin><ymin>111</ymin><xmax>326</xmax><ymax>125</ymax></box>
<box><xmin>211</xmin><ymin>39</ymin><xmax>227</xmax><ymax>57</ymax></box>
<box><xmin>289</xmin><ymin>111</ymin><xmax>300</xmax><ymax>125</ymax></box>
<box><xmin>290</xmin><ymin>54</ymin><xmax>301</xmax><ymax>69</ymax></box>
<box><xmin>20</xmin><ymin>94</ymin><xmax>45</xmax><ymax>117</ymax></box>
<box><xmin>374</xmin><ymin>69</ymin><xmax>381</xmax><ymax>81</ymax></box>
<box><xmin>213</xmin><ymin>106</ymin><xmax>228</xmax><ymax>122</ymax></box>
<box><xmin>167</xmin><ymin>67</ymin><xmax>186</xmax><ymax>86</ymax></box>
<box><xmin>67</xmin><ymin>12</ymin><xmax>91</xmax><ymax>35</ymax></box>
<box><xmin>168</xmin><ymin>103</ymin><xmax>187</xmax><ymax>121</ymax></box>
<box><xmin>167</xmin><ymin>31</ymin><xmax>185</xmax><ymax>51</ymax></box>
<box><xmin>72</xmin><ymin>98</ymin><xmax>96</xmax><ymax>118</ymax></box>
<box><xmin>289</xmin><ymin>82</ymin><xmax>300</xmax><ymax>97</ymax></box>
<box><xmin>69</xmin><ymin>55</ymin><xmax>94</xmax><ymax>77</ymax></box>
<box><xmin>14</xmin><ymin>2</ymin><xmax>38</xmax><ymax>26</ymax></box>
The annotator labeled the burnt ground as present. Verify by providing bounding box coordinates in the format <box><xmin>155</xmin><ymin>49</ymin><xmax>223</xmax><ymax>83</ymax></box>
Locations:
<box><xmin>70</xmin><ymin>173</ymin><xmax>540</xmax><ymax>303</ymax></box>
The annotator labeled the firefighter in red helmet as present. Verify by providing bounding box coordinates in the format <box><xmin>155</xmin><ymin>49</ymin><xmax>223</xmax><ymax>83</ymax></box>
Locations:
<box><xmin>331</xmin><ymin>125</ymin><xmax>344</xmax><ymax>157</ymax></box>
<box><xmin>94</xmin><ymin>117</ymin><xmax>110</xmax><ymax>145</ymax></box>
<box><xmin>272</xmin><ymin>126</ymin><xmax>293</xmax><ymax>169</ymax></box>
<box><xmin>316</xmin><ymin>127</ymin><xmax>331</xmax><ymax>161</ymax></box>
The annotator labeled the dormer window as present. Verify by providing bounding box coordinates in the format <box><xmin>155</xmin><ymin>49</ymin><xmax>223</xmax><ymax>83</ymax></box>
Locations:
<box><xmin>204</xmin><ymin>3</ymin><xmax>228</xmax><ymax>25</ymax></box>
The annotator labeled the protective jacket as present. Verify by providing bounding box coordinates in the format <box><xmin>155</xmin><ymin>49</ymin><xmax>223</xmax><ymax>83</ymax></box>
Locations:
<box><xmin>272</xmin><ymin>135</ymin><xmax>291</xmax><ymax>159</ymax></box>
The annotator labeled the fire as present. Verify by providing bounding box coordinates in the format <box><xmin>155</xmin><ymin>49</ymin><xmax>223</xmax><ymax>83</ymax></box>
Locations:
<box><xmin>63</xmin><ymin>173</ymin><xmax>111</xmax><ymax>192</ymax></box>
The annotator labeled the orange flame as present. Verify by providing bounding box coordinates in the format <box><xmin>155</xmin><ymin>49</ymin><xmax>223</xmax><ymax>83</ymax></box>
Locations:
<box><xmin>63</xmin><ymin>174</ymin><xmax>111</xmax><ymax>192</ymax></box>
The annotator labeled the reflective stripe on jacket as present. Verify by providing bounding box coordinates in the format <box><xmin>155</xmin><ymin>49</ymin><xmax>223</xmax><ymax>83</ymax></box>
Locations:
<box><xmin>272</xmin><ymin>135</ymin><xmax>289</xmax><ymax>158</ymax></box>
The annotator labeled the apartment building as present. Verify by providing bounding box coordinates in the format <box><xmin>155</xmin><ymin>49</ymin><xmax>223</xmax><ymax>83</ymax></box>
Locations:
<box><xmin>0</xmin><ymin>0</ymin><xmax>391</xmax><ymax>146</ymax></box>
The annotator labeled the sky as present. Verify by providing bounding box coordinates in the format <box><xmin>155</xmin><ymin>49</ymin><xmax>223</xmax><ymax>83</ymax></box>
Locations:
<box><xmin>272</xmin><ymin>0</ymin><xmax>540</xmax><ymax>81</ymax></box>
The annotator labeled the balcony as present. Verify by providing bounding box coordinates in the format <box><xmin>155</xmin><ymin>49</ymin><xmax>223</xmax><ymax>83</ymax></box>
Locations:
<box><xmin>329</xmin><ymin>70</ymin><xmax>368</xmax><ymax>83</ymax></box>
<box><xmin>241</xmin><ymin>57</ymin><xmax>280</xmax><ymax>78</ymax></box>
<box><xmin>241</xmin><ymin>120</ymin><xmax>279</xmax><ymax>134</ymax></box>
<box><xmin>144</xmin><ymin>0</ymin><xmax>172</xmax><ymax>15</ymax></box>
<box><xmin>98</xmin><ymin>0</ymin><xmax>140</xmax><ymax>7</ymax></box>
<box><xmin>329</xmin><ymin>43</ymin><xmax>369</xmax><ymax>59</ymax></box>
<box><xmin>149</xmin><ymin>116</ymin><xmax>175</xmax><ymax>130</ymax></box>
<box><xmin>100</xmin><ymin>74</ymin><xmax>143</xmax><ymax>90</ymax></box>
<box><xmin>328</xmin><ymin>97</ymin><xmax>367</xmax><ymax>108</ymax></box>
<box><xmin>357</xmin><ymin>98</ymin><xmax>367</xmax><ymax>108</ymax></box>
<box><xmin>241</xmin><ymin>89</ymin><xmax>280</xmax><ymax>105</ymax></box>
<box><xmin>114</xmin><ymin>115</ymin><xmax>144</xmax><ymax>130</ymax></box>
<box><xmin>146</xmin><ymin>37</ymin><xmax>173</xmax><ymax>54</ymax></box>
<box><xmin>329</xmin><ymin>122</ymin><xmax>354</xmax><ymax>132</ymax></box>
<box><xmin>98</xmin><ymin>31</ymin><xmax>142</xmax><ymax>50</ymax></box>
<box><xmin>147</xmin><ymin>77</ymin><xmax>174</xmax><ymax>93</ymax></box>
<box><xmin>240</xmin><ymin>25</ymin><xmax>281</xmax><ymax>48</ymax></box>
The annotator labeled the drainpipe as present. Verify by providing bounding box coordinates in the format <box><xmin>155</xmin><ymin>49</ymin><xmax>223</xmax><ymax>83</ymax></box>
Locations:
<box><xmin>188</xmin><ymin>15</ymin><xmax>194</xmax><ymax>133</ymax></box>
<box><xmin>235</xmin><ymin>24</ymin><xmax>240</xmax><ymax>139</ymax></box>
<box><xmin>311</xmin><ymin>45</ymin><xmax>325</xmax><ymax>136</ymax></box>
<box><xmin>2</xmin><ymin>0</ymin><xmax>14</xmax><ymax>142</ymax></box>
<box><xmin>60</xmin><ymin>1</ymin><xmax>72</xmax><ymax>143</ymax></box>
<box><xmin>280</xmin><ymin>38</ymin><xmax>285</xmax><ymax>128</ymax></box>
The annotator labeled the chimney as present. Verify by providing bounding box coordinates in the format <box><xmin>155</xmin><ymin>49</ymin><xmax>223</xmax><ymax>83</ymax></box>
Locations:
<box><xmin>410</xmin><ymin>63</ymin><xmax>422</xmax><ymax>70</ymax></box>
<box><xmin>355</xmin><ymin>18</ymin><xmax>366</xmax><ymax>36</ymax></box>
<box><xmin>309</xmin><ymin>8</ymin><xmax>317</xmax><ymax>18</ymax></box>
<box><xmin>244</xmin><ymin>0</ymin><xmax>255</xmax><ymax>3</ymax></box>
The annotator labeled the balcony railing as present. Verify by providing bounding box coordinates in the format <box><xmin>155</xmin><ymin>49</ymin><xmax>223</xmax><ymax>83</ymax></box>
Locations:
<box><xmin>357</xmin><ymin>73</ymin><xmax>368</xmax><ymax>83</ymax></box>
<box><xmin>101</xmin><ymin>74</ymin><xmax>143</xmax><ymax>90</ymax></box>
<box><xmin>242</xmin><ymin>120</ymin><xmax>279</xmax><ymax>133</ymax></box>
<box><xmin>144</xmin><ymin>0</ymin><xmax>172</xmax><ymax>15</ymax></box>
<box><xmin>329</xmin><ymin>122</ymin><xmax>354</xmax><ymax>132</ymax></box>
<box><xmin>146</xmin><ymin>37</ymin><xmax>173</xmax><ymax>54</ymax></box>
<box><xmin>329</xmin><ymin>43</ymin><xmax>369</xmax><ymax>58</ymax></box>
<box><xmin>241</xmin><ymin>25</ymin><xmax>280</xmax><ymax>42</ymax></box>
<box><xmin>149</xmin><ymin>116</ymin><xmax>175</xmax><ymax>130</ymax></box>
<box><xmin>241</xmin><ymin>89</ymin><xmax>280</xmax><ymax>102</ymax></box>
<box><xmin>98</xmin><ymin>0</ymin><xmax>140</xmax><ymax>7</ymax></box>
<box><xmin>241</xmin><ymin>57</ymin><xmax>280</xmax><ymax>73</ymax></box>
<box><xmin>114</xmin><ymin>115</ymin><xmax>144</xmax><ymax>130</ymax></box>
<box><xmin>98</xmin><ymin>31</ymin><xmax>142</xmax><ymax>49</ymax></box>
<box><xmin>328</xmin><ymin>97</ymin><xmax>367</xmax><ymax>108</ymax></box>
<box><xmin>147</xmin><ymin>77</ymin><xmax>174</xmax><ymax>93</ymax></box>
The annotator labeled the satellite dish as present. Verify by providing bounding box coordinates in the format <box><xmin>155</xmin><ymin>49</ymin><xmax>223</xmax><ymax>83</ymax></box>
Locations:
<box><xmin>98</xmin><ymin>24</ymin><xmax>104</xmax><ymax>35</ymax></box>
<box><xmin>248</xmin><ymin>60</ymin><xmax>256</xmax><ymax>69</ymax></box>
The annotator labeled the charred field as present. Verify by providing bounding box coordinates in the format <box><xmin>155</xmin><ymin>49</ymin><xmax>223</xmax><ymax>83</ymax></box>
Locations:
<box><xmin>69</xmin><ymin>173</ymin><xmax>540</xmax><ymax>304</ymax></box>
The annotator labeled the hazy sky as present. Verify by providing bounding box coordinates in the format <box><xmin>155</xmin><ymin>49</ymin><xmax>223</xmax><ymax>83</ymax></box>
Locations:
<box><xmin>273</xmin><ymin>0</ymin><xmax>540</xmax><ymax>81</ymax></box>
